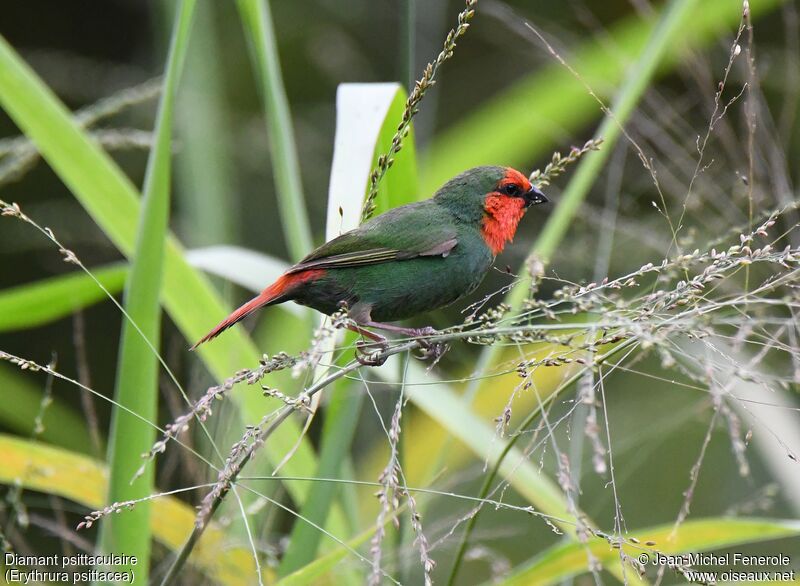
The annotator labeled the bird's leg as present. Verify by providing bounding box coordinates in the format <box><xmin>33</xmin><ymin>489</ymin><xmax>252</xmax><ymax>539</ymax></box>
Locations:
<box><xmin>347</xmin><ymin>323</ymin><xmax>389</xmax><ymax>366</ymax></box>
<box><xmin>361</xmin><ymin>321</ymin><xmax>449</xmax><ymax>362</ymax></box>
<box><xmin>362</xmin><ymin>321</ymin><xmax>438</xmax><ymax>340</ymax></box>
<box><xmin>347</xmin><ymin>323</ymin><xmax>386</xmax><ymax>343</ymax></box>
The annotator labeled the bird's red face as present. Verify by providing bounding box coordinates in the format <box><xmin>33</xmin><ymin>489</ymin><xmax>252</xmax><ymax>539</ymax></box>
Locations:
<box><xmin>481</xmin><ymin>168</ymin><xmax>548</xmax><ymax>255</ymax></box>
<box><xmin>494</xmin><ymin>168</ymin><xmax>548</xmax><ymax>207</ymax></box>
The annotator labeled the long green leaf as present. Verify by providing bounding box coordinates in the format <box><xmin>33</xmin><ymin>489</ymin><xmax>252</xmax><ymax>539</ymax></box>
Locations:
<box><xmin>399</xmin><ymin>361</ymin><xmax>644</xmax><ymax>585</ymax></box>
<box><xmin>0</xmin><ymin>434</ymin><xmax>273</xmax><ymax>585</ymax></box>
<box><xmin>533</xmin><ymin>0</ymin><xmax>699</xmax><ymax>264</ymax></box>
<box><xmin>497</xmin><ymin>518</ymin><xmax>800</xmax><ymax>586</ymax></box>
<box><xmin>236</xmin><ymin>0</ymin><xmax>313</xmax><ymax>261</ymax></box>
<box><xmin>174</xmin><ymin>1</ymin><xmax>238</xmax><ymax>248</ymax></box>
<box><xmin>0</xmin><ymin>20</ymin><xmax>320</xmax><ymax>504</ymax></box>
<box><xmin>0</xmin><ymin>248</ymin><xmax>297</xmax><ymax>334</ymax></box>
<box><xmin>97</xmin><ymin>2</ymin><xmax>195</xmax><ymax>578</ymax></box>
<box><xmin>325</xmin><ymin>84</ymin><xmax>413</xmax><ymax>234</ymax></box>
<box><xmin>421</xmin><ymin>0</ymin><xmax>784</xmax><ymax>194</ymax></box>
<box><xmin>278</xmin><ymin>384</ymin><xmax>364</xmax><ymax>576</ymax></box>
<box><xmin>404</xmin><ymin>365</ymin><xmax>573</xmax><ymax>522</ymax></box>
<box><xmin>277</xmin><ymin>505</ymin><xmax>404</xmax><ymax>586</ymax></box>
<box><xmin>0</xmin><ymin>264</ymin><xmax>126</xmax><ymax>332</ymax></box>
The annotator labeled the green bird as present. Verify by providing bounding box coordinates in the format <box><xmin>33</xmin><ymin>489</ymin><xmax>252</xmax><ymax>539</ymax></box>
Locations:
<box><xmin>192</xmin><ymin>166</ymin><xmax>547</xmax><ymax>351</ymax></box>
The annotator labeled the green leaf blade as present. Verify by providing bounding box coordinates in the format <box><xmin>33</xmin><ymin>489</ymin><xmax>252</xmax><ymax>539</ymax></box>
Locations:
<box><xmin>236</xmin><ymin>0</ymin><xmax>313</xmax><ymax>261</ymax></box>
<box><xmin>0</xmin><ymin>264</ymin><xmax>127</xmax><ymax>333</ymax></box>
<box><xmin>497</xmin><ymin>518</ymin><xmax>800</xmax><ymax>586</ymax></box>
<box><xmin>421</xmin><ymin>0</ymin><xmax>784</xmax><ymax>194</ymax></box>
<box><xmin>0</xmin><ymin>11</ymin><xmax>321</xmax><ymax>507</ymax></box>
<box><xmin>97</xmin><ymin>1</ymin><xmax>196</xmax><ymax>578</ymax></box>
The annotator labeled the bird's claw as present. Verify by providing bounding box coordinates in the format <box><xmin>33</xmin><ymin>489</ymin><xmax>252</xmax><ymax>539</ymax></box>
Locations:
<box><xmin>352</xmin><ymin>326</ymin><xmax>447</xmax><ymax>365</ymax></box>
<box><xmin>409</xmin><ymin>327</ymin><xmax>448</xmax><ymax>362</ymax></box>
<box><xmin>410</xmin><ymin>326</ymin><xmax>439</xmax><ymax>339</ymax></box>
<box><xmin>355</xmin><ymin>339</ymin><xmax>388</xmax><ymax>366</ymax></box>
<box><xmin>413</xmin><ymin>341</ymin><xmax>449</xmax><ymax>362</ymax></box>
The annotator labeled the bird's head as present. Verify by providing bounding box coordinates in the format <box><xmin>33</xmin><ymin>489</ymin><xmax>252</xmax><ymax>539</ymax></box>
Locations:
<box><xmin>490</xmin><ymin>167</ymin><xmax>549</xmax><ymax>208</ymax></box>
<box><xmin>434</xmin><ymin>166</ymin><xmax>549</xmax><ymax>255</ymax></box>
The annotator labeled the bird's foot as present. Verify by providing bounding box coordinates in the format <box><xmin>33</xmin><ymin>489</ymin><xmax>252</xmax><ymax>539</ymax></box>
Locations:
<box><xmin>414</xmin><ymin>341</ymin><xmax>449</xmax><ymax>362</ymax></box>
<box><xmin>360</xmin><ymin>322</ymin><xmax>449</xmax><ymax>363</ymax></box>
<box><xmin>355</xmin><ymin>339</ymin><xmax>388</xmax><ymax>366</ymax></box>
<box><xmin>407</xmin><ymin>326</ymin><xmax>449</xmax><ymax>362</ymax></box>
<box><xmin>408</xmin><ymin>325</ymin><xmax>438</xmax><ymax>339</ymax></box>
<box><xmin>348</xmin><ymin>323</ymin><xmax>389</xmax><ymax>365</ymax></box>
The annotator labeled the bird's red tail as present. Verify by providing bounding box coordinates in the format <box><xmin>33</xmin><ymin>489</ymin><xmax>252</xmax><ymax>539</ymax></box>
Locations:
<box><xmin>190</xmin><ymin>269</ymin><xmax>324</xmax><ymax>350</ymax></box>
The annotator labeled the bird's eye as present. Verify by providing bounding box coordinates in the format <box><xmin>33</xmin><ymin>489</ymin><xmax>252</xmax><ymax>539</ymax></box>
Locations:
<box><xmin>503</xmin><ymin>183</ymin><xmax>521</xmax><ymax>196</ymax></box>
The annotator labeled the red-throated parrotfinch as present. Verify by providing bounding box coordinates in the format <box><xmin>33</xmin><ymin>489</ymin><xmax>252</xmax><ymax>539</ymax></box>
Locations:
<box><xmin>193</xmin><ymin>166</ymin><xmax>547</xmax><ymax>354</ymax></box>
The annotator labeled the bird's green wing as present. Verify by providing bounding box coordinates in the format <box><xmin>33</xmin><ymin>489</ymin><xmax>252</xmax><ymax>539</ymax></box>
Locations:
<box><xmin>290</xmin><ymin>201</ymin><xmax>459</xmax><ymax>273</ymax></box>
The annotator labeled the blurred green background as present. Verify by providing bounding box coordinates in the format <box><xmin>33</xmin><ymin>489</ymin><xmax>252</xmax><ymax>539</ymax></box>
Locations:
<box><xmin>0</xmin><ymin>0</ymin><xmax>798</xmax><ymax>584</ymax></box>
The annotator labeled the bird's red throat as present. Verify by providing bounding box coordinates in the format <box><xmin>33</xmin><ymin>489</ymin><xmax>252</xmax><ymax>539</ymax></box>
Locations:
<box><xmin>481</xmin><ymin>195</ymin><xmax>527</xmax><ymax>255</ymax></box>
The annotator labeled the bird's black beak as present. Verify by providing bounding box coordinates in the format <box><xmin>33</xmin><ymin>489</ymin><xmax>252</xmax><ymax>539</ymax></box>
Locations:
<box><xmin>523</xmin><ymin>184</ymin><xmax>549</xmax><ymax>207</ymax></box>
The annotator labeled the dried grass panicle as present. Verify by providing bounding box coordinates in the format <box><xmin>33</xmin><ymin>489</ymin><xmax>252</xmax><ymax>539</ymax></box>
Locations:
<box><xmin>465</xmin><ymin>301</ymin><xmax>511</xmax><ymax>329</ymax></box>
<box><xmin>196</xmin><ymin>422</ymin><xmax>266</xmax><ymax>529</ymax></box>
<box><xmin>361</xmin><ymin>0</ymin><xmax>478</xmax><ymax>222</ymax></box>
<box><xmin>369</xmin><ymin>397</ymin><xmax>405</xmax><ymax>586</ymax></box>
<box><xmin>456</xmin><ymin>199</ymin><xmax>797</xmax><ymax>550</ymax></box>
<box><xmin>458</xmin><ymin>203</ymin><xmax>799</xmax><ymax>352</ymax></box>
<box><xmin>555</xmin><ymin>452</ymin><xmax>589</xmax><ymax>544</ymax></box>
<box><xmin>73</xmin><ymin>77</ymin><xmax>162</xmax><ymax>127</ymax></box>
<box><xmin>0</xmin><ymin>351</ymin><xmax>42</xmax><ymax>372</ymax></box>
<box><xmin>718</xmin><ymin>399</ymin><xmax>750</xmax><ymax>477</ymax></box>
<box><xmin>529</xmin><ymin>138</ymin><xmax>604</xmax><ymax>188</ymax></box>
<box><xmin>0</xmin><ymin>130</ymin><xmax>155</xmax><ymax>188</ymax></box>
<box><xmin>261</xmin><ymin>386</ymin><xmax>312</xmax><ymax>412</ymax></box>
<box><xmin>1</xmin><ymin>200</ymin><xmax>83</xmax><ymax>267</ymax></box>
<box><xmin>0</xmin><ymin>200</ymin><xmax>25</xmax><ymax>219</ymax></box>
<box><xmin>77</xmin><ymin>499</ymin><xmax>137</xmax><ymax>531</ymax></box>
<box><xmin>4</xmin><ymin>356</ymin><xmax>57</xmax><ymax>532</ymax></box>
<box><xmin>405</xmin><ymin>490</ymin><xmax>436</xmax><ymax>586</ymax></box>
<box><xmin>578</xmin><ymin>370</ymin><xmax>607</xmax><ymax>475</ymax></box>
<box><xmin>142</xmin><ymin>352</ymin><xmax>297</xmax><ymax>470</ymax></box>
